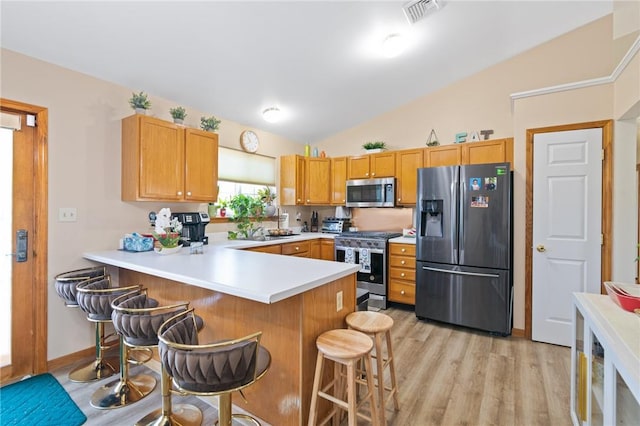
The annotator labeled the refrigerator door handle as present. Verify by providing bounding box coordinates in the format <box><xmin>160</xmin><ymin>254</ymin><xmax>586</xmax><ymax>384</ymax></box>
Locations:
<box><xmin>422</xmin><ymin>266</ymin><xmax>500</xmax><ymax>279</ymax></box>
<box><xmin>451</xmin><ymin>173</ymin><xmax>459</xmax><ymax>263</ymax></box>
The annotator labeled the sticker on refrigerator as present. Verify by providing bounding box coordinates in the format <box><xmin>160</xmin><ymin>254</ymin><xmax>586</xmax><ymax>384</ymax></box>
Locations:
<box><xmin>470</xmin><ymin>178</ymin><xmax>481</xmax><ymax>190</ymax></box>
<box><xmin>484</xmin><ymin>177</ymin><xmax>497</xmax><ymax>191</ymax></box>
<box><xmin>471</xmin><ymin>195</ymin><xmax>489</xmax><ymax>208</ymax></box>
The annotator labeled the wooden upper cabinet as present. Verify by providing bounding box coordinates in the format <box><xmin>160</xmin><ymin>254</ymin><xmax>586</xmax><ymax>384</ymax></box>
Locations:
<box><xmin>461</xmin><ymin>138</ymin><xmax>513</xmax><ymax>165</ymax></box>
<box><xmin>347</xmin><ymin>152</ymin><xmax>396</xmax><ymax>179</ymax></box>
<box><xmin>331</xmin><ymin>157</ymin><xmax>348</xmax><ymax>205</ymax></box>
<box><xmin>184</xmin><ymin>128</ymin><xmax>219</xmax><ymax>201</ymax></box>
<box><xmin>424</xmin><ymin>144</ymin><xmax>462</xmax><ymax>167</ymax></box>
<box><xmin>122</xmin><ymin>114</ymin><xmax>218</xmax><ymax>202</ymax></box>
<box><xmin>305</xmin><ymin>157</ymin><xmax>331</xmax><ymax>205</ymax></box>
<box><xmin>395</xmin><ymin>149</ymin><xmax>424</xmax><ymax>206</ymax></box>
<box><xmin>280</xmin><ymin>155</ymin><xmax>306</xmax><ymax>205</ymax></box>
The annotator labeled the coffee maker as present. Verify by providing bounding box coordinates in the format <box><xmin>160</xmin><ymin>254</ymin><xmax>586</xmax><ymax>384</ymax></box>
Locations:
<box><xmin>172</xmin><ymin>212</ymin><xmax>210</xmax><ymax>246</ymax></box>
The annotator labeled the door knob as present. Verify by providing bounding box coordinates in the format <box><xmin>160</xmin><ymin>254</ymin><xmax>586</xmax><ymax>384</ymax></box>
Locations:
<box><xmin>536</xmin><ymin>244</ymin><xmax>546</xmax><ymax>253</ymax></box>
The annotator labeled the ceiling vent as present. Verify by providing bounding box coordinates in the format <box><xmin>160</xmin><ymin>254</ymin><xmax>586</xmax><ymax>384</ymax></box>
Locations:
<box><xmin>402</xmin><ymin>0</ymin><xmax>441</xmax><ymax>24</ymax></box>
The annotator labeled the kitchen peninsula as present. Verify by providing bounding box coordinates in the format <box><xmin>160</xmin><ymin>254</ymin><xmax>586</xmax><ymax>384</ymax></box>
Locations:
<box><xmin>84</xmin><ymin>235</ymin><xmax>359</xmax><ymax>425</ymax></box>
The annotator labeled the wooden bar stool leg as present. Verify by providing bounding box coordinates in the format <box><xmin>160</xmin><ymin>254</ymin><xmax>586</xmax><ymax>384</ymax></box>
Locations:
<box><xmin>386</xmin><ymin>330</ymin><xmax>399</xmax><ymax>411</ymax></box>
<box><xmin>374</xmin><ymin>332</ymin><xmax>386</xmax><ymax>425</ymax></box>
<box><xmin>308</xmin><ymin>351</ymin><xmax>325</xmax><ymax>426</ymax></box>
<box><xmin>332</xmin><ymin>361</ymin><xmax>342</xmax><ymax>426</ymax></box>
<box><xmin>346</xmin><ymin>360</ymin><xmax>357</xmax><ymax>426</ymax></box>
<box><xmin>363</xmin><ymin>353</ymin><xmax>379</xmax><ymax>426</ymax></box>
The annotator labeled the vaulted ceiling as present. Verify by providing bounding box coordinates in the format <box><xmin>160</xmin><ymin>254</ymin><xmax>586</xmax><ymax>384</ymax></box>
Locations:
<box><xmin>1</xmin><ymin>1</ymin><xmax>612</xmax><ymax>143</ymax></box>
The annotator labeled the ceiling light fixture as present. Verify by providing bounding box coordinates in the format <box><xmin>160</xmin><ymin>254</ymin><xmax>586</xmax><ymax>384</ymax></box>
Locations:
<box><xmin>262</xmin><ymin>107</ymin><xmax>282</xmax><ymax>123</ymax></box>
<box><xmin>381</xmin><ymin>33</ymin><xmax>405</xmax><ymax>58</ymax></box>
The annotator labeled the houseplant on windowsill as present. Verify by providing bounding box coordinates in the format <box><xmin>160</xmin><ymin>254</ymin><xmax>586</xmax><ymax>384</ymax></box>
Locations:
<box><xmin>151</xmin><ymin>208</ymin><xmax>183</xmax><ymax>254</ymax></box>
<box><xmin>227</xmin><ymin>194</ymin><xmax>265</xmax><ymax>240</ymax></box>
<box><xmin>363</xmin><ymin>141</ymin><xmax>387</xmax><ymax>153</ymax></box>
<box><xmin>169</xmin><ymin>106</ymin><xmax>187</xmax><ymax>125</ymax></box>
<box><xmin>257</xmin><ymin>186</ymin><xmax>277</xmax><ymax>216</ymax></box>
<box><xmin>129</xmin><ymin>91</ymin><xmax>151</xmax><ymax>115</ymax></box>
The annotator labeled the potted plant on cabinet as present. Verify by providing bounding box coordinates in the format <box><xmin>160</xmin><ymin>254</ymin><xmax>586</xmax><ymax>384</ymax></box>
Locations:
<box><xmin>129</xmin><ymin>91</ymin><xmax>151</xmax><ymax>114</ymax></box>
<box><xmin>257</xmin><ymin>186</ymin><xmax>277</xmax><ymax>216</ymax></box>
<box><xmin>169</xmin><ymin>106</ymin><xmax>187</xmax><ymax>124</ymax></box>
<box><xmin>362</xmin><ymin>141</ymin><xmax>387</xmax><ymax>153</ymax></box>
<box><xmin>200</xmin><ymin>115</ymin><xmax>221</xmax><ymax>132</ymax></box>
<box><xmin>227</xmin><ymin>194</ymin><xmax>265</xmax><ymax>240</ymax></box>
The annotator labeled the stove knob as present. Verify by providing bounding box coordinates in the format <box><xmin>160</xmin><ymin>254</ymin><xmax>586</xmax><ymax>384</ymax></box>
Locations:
<box><xmin>369</xmin><ymin>275</ymin><xmax>375</xmax><ymax>281</ymax></box>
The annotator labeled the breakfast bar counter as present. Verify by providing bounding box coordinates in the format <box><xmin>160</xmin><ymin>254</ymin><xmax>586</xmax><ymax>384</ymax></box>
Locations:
<box><xmin>84</xmin><ymin>239</ymin><xmax>358</xmax><ymax>425</ymax></box>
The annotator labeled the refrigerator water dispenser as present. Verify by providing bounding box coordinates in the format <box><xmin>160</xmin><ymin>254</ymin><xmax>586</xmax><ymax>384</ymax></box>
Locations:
<box><xmin>420</xmin><ymin>199</ymin><xmax>443</xmax><ymax>238</ymax></box>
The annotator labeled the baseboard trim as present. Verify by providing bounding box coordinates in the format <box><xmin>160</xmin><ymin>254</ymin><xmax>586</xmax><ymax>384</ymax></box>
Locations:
<box><xmin>511</xmin><ymin>328</ymin><xmax>525</xmax><ymax>338</ymax></box>
<box><xmin>47</xmin><ymin>347</ymin><xmax>99</xmax><ymax>371</ymax></box>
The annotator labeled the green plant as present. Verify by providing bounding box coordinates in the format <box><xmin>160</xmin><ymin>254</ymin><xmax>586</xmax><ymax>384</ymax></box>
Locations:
<box><xmin>169</xmin><ymin>106</ymin><xmax>187</xmax><ymax>120</ymax></box>
<box><xmin>129</xmin><ymin>91</ymin><xmax>151</xmax><ymax>110</ymax></box>
<box><xmin>363</xmin><ymin>141</ymin><xmax>386</xmax><ymax>150</ymax></box>
<box><xmin>200</xmin><ymin>115</ymin><xmax>221</xmax><ymax>132</ymax></box>
<box><xmin>227</xmin><ymin>194</ymin><xmax>265</xmax><ymax>240</ymax></box>
<box><xmin>257</xmin><ymin>186</ymin><xmax>276</xmax><ymax>204</ymax></box>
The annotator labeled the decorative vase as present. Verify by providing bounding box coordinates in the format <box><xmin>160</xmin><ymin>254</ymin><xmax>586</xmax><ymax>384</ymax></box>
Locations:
<box><xmin>264</xmin><ymin>204</ymin><xmax>277</xmax><ymax>217</ymax></box>
<box><xmin>135</xmin><ymin>108</ymin><xmax>147</xmax><ymax>115</ymax></box>
<box><xmin>208</xmin><ymin>204</ymin><xmax>217</xmax><ymax>217</ymax></box>
<box><xmin>365</xmin><ymin>148</ymin><xmax>383</xmax><ymax>154</ymax></box>
<box><xmin>219</xmin><ymin>207</ymin><xmax>226</xmax><ymax>217</ymax></box>
<box><xmin>173</xmin><ymin>118</ymin><xmax>184</xmax><ymax>125</ymax></box>
<box><xmin>154</xmin><ymin>244</ymin><xmax>182</xmax><ymax>255</ymax></box>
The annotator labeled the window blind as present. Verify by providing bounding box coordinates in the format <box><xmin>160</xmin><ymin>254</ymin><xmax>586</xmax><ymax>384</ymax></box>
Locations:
<box><xmin>0</xmin><ymin>112</ymin><xmax>21</xmax><ymax>130</ymax></box>
<box><xmin>218</xmin><ymin>147</ymin><xmax>275</xmax><ymax>186</ymax></box>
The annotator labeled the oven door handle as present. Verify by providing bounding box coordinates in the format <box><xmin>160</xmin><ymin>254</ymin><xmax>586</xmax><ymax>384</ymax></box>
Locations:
<box><xmin>422</xmin><ymin>266</ymin><xmax>500</xmax><ymax>279</ymax></box>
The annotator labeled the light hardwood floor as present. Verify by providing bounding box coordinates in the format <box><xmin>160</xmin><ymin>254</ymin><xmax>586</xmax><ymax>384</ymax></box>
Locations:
<box><xmin>50</xmin><ymin>304</ymin><xmax>572</xmax><ymax>425</ymax></box>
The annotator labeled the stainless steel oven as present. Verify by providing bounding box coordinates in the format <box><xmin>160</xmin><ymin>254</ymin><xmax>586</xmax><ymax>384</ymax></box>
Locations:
<box><xmin>334</xmin><ymin>231</ymin><xmax>401</xmax><ymax>309</ymax></box>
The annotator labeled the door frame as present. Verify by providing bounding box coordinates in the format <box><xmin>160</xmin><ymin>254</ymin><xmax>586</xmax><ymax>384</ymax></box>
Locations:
<box><xmin>0</xmin><ymin>98</ymin><xmax>48</xmax><ymax>378</ymax></box>
<box><xmin>525</xmin><ymin>120</ymin><xmax>612</xmax><ymax>339</ymax></box>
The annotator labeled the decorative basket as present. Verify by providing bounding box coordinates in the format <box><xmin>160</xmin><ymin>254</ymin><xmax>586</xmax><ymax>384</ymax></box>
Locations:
<box><xmin>603</xmin><ymin>282</ymin><xmax>640</xmax><ymax>312</ymax></box>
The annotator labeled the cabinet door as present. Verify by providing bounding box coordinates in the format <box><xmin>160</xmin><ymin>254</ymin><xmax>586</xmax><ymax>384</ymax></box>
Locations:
<box><xmin>310</xmin><ymin>239</ymin><xmax>321</xmax><ymax>259</ymax></box>
<box><xmin>184</xmin><ymin>129</ymin><xmax>218</xmax><ymax>202</ymax></box>
<box><xmin>280</xmin><ymin>155</ymin><xmax>305</xmax><ymax>205</ymax></box>
<box><xmin>395</xmin><ymin>149</ymin><xmax>423</xmax><ymax>205</ymax></box>
<box><xmin>347</xmin><ymin>156</ymin><xmax>371</xmax><ymax>179</ymax></box>
<box><xmin>139</xmin><ymin>117</ymin><xmax>184</xmax><ymax>200</ymax></box>
<box><xmin>331</xmin><ymin>157</ymin><xmax>347</xmax><ymax>205</ymax></box>
<box><xmin>461</xmin><ymin>138</ymin><xmax>513</xmax><ymax>165</ymax></box>
<box><xmin>370</xmin><ymin>152</ymin><xmax>396</xmax><ymax>177</ymax></box>
<box><xmin>246</xmin><ymin>244</ymin><xmax>282</xmax><ymax>254</ymax></box>
<box><xmin>424</xmin><ymin>145</ymin><xmax>461</xmax><ymax>167</ymax></box>
<box><xmin>320</xmin><ymin>239</ymin><xmax>335</xmax><ymax>261</ymax></box>
<box><xmin>305</xmin><ymin>158</ymin><xmax>331</xmax><ymax>204</ymax></box>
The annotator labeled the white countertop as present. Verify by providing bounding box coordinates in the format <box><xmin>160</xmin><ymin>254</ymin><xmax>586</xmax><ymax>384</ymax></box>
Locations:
<box><xmin>389</xmin><ymin>236</ymin><xmax>417</xmax><ymax>245</ymax></box>
<box><xmin>83</xmin><ymin>233</ymin><xmax>359</xmax><ymax>305</ymax></box>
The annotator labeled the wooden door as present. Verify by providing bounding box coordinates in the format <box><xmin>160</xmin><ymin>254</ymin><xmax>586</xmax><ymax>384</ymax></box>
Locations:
<box><xmin>330</xmin><ymin>157</ymin><xmax>347</xmax><ymax>205</ymax></box>
<box><xmin>395</xmin><ymin>149</ymin><xmax>423</xmax><ymax>205</ymax></box>
<box><xmin>295</xmin><ymin>156</ymin><xmax>306</xmax><ymax>205</ymax></box>
<box><xmin>462</xmin><ymin>138</ymin><xmax>513</xmax><ymax>165</ymax></box>
<box><xmin>305</xmin><ymin>158</ymin><xmax>331</xmax><ymax>204</ymax></box>
<box><xmin>139</xmin><ymin>117</ymin><xmax>184</xmax><ymax>200</ymax></box>
<box><xmin>424</xmin><ymin>145</ymin><xmax>462</xmax><ymax>167</ymax></box>
<box><xmin>370</xmin><ymin>152</ymin><xmax>396</xmax><ymax>177</ymax></box>
<box><xmin>347</xmin><ymin>156</ymin><xmax>370</xmax><ymax>179</ymax></box>
<box><xmin>0</xmin><ymin>100</ymin><xmax>48</xmax><ymax>381</ymax></box>
<box><xmin>532</xmin><ymin>129</ymin><xmax>602</xmax><ymax>346</ymax></box>
<box><xmin>184</xmin><ymin>128</ymin><xmax>218</xmax><ymax>202</ymax></box>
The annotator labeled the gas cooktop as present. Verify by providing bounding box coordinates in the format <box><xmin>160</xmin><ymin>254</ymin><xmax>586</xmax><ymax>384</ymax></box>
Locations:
<box><xmin>337</xmin><ymin>231</ymin><xmax>402</xmax><ymax>240</ymax></box>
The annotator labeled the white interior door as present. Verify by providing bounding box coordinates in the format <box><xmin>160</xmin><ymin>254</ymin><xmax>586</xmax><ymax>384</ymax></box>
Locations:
<box><xmin>532</xmin><ymin>128</ymin><xmax>602</xmax><ymax>346</ymax></box>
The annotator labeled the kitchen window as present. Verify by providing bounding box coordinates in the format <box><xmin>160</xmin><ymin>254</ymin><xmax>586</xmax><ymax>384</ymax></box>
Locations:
<box><xmin>217</xmin><ymin>147</ymin><xmax>276</xmax><ymax>203</ymax></box>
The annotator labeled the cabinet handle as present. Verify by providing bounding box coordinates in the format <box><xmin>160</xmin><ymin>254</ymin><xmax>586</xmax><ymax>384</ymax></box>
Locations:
<box><xmin>177</xmin><ymin>191</ymin><xmax>183</xmax><ymax>196</ymax></box>
<box><xmin>401</xmin><ymin>273</ymin><xmax>405</xmax><ymax>277</ymax></box>
<box><xmin>342</xmin><ymin>199</ymin><xmax>345</xmax><ymax>203</ymax></box>
<box><xmin>372</xmin><ymin>172</ymin><xmax>376</xmax><ymax>176</ymax></box>
<box><xmin>306</xmin><ymin>199</ymin><xmax>310</xmax><ymax>203</ymax></box>
<box><xmin>401</xmin><ymin>248</ymin><xmax>406</xmax><ymax>253</ymax></box>
<box><xmin>401</xmin><ymin>290</ymin><xmax>405</xmax><ymax>295</ymax></box>
<box><xmin>398</xmin><ymin>198</ymin><xmax>401</xmax><ymax>202</ymax></box>
<box><xmin>295</xmin><ymin>246</ymin><xmax>299</xmax><ymax>251</ymax></box>
<box><xmin>401</xmin><ymin>260</ymin><xmax>406</xmax><ymax>265</ymax></box>
<box><xmin>365</xmin><ymin>172</ymin><xmax>369</xmax><ymax>176</ymax></box>
<box><xmin>186</xmin><ymin>191</ymin><xmax>191</xmax><ymax>196</ymax></box>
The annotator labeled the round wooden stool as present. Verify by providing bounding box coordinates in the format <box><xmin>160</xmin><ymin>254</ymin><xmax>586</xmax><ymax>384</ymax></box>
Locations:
<box><xmin>308</xmin><ymin>329</ymin><xmax>379</xmax><ymax>426</ymax></box>
<box><xmin>346</xmin><ymin>311</ymin><xmax>399</xmax><ymax>425</ymax></box>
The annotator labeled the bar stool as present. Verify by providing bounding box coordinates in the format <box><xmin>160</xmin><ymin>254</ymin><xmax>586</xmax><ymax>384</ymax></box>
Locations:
<box><xmin>73</xmin><ymin>275</ymin><xmax>140</xmax><ymax>384</ymax></box>
<box><xmin>107</xmin><ymin>289</ymin><xmax>202</xmax><ymax>422</ymax></box>
<box><xmin>143</xmin><ymin>309</ymin><xmax>271</xmax><ymax>426</ymax></box>
<box><xmin>346</xmin><ymin>311</ymin><xmax>399</xmax><ymax>425</ymax></box>
<box><xmin>54</xmin><ymin>266</ymin><xmax>107</xmax><ymax>307</ymax></box>
<box><xmin>308</xmin><ymin>329</ymin><xmax>379</xmax><ymax>426</ymax></box>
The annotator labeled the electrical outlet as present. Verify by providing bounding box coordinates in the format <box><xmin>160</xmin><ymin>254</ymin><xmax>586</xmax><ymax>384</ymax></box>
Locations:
<box><xmin>59</xmin><ymin>207</ymin><xmax>77</xmax><ymax>222</ymax></box>
<box><xmin>336</xmin><ymin>291</ymin><xmax>343</xmax><ymax>312</ymax></box>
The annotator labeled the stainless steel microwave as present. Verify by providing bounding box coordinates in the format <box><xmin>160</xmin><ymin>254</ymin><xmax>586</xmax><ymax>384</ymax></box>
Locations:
<box><xmin>345</xmin><ymin>177</ymin><xmax>395</xmax><ymax>208</ymax></box>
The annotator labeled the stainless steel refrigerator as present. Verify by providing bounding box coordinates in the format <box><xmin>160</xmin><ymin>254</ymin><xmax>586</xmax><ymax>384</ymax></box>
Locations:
<box><xmin>415</xmin><ymin>163</ymin><xmax>513</xmax><ymax>335</ymax></box>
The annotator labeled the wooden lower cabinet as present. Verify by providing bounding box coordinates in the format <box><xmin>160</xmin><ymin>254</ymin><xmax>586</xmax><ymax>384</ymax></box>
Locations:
<box><xmin>281</xmin><ymin>240</ymin><xmax>310</xmax><ymax>257</ymax></box>
<box><xmin>246</xmin><ymin>244</ymin><xmax>281</xmax><ymax>254</ymax></box>
<box><xmin>320</xmin><ymin>239</ymin><xmax>334</xmax><ymax>261</ymax></box>
<box><xmin>388</xmin><ymin>243</ymin><xmax>416</xmax><ymax>305</ymax></box>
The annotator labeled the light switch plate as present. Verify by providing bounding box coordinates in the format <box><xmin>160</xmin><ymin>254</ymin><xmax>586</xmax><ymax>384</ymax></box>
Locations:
<box><xmin>59</xmin><ymin>207</ymin><xmax>77</xmax><ymax>222</ymax></box>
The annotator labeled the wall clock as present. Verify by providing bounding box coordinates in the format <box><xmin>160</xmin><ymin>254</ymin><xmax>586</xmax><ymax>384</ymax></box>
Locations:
<box><xmin>240</xmin><ymin>130</ymin><xmax>259</xmax><ymax>153</ymax></box>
